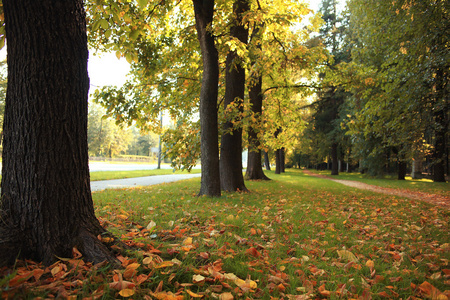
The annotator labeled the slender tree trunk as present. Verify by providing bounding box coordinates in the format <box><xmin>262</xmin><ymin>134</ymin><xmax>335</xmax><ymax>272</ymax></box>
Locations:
<box><xmin>264</xmin><ymin>151</ymin><xmax>271</xmax><ymax>170</ymax></box>
<box><xmin>331</xmin><ymin>142</ymin><xmax>339</xmax><ymax>175</ymax></box>
<box><xmin>411</xmin><ymin>151</ymin><xmax>423</xmax><ymax>179</ymax></box>
<box><xmin>274</xmin><ymin>128</ymin><xmax>282</xmax><ymax>174</ymax></box>
<box><xmin>193</xmin><ymin>0</ymin><xmax>221</xmax><ymax>196</ymax></box>
<box><xmin>275</xmin><ymin>149</ymin><xmax>281</xmax><ymax>174</ymax></box>
<box><xmin>432</xmin><ymin>68</ymin><xmax>447</xmax><ymax>182</ymax></box>
<box><xmin>280</xmin><ymin>147</ymin><xmax>286</xmax><ymax>173</ymax></box>
<box><xmin>398</xmin><ymin>160</ymin><xmax>407</xmax><ymax>180</ymax></box>
<box><xmin>0</xmin><ymin>0</ymin><xmax>117</xmax><ymax>266</ymax></box>
<box><xmin>219</xmin><ymin>0</ymin><xmax>249</xmax><ymax>192</ymax></box>
<box><xmin>245</xmin><ymin>26</ymin><xmax>269</xmax><ymax>180</ymax></box>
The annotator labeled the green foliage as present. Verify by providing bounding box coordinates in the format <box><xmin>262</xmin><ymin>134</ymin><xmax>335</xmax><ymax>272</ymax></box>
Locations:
<box><xmin>344</xmin><ymin>0</ymin><xmax>449</xmax><ymax>178</ymax></box>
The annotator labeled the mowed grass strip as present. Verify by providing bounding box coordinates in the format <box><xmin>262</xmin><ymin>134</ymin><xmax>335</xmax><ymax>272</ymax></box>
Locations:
<box><xmin>2</xmin><ymin>169</ymin><xmax>449</xmax><ymax>299</ymax></box>
<box><xmin>308</xmin><ymin>169</ymin><xmax>450</xmax><ymax>197</ymax></box>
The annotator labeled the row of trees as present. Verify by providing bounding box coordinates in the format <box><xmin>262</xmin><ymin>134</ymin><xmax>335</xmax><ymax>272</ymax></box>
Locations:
<box><xmin>87</xmin><ymin>0</ymin><xmax>327</xmax><ymax>196</ymax></box>
<box><xmin>291</xmin><ymin>0</ymin><xmax>448</xmax><ymax>182</ymax></box>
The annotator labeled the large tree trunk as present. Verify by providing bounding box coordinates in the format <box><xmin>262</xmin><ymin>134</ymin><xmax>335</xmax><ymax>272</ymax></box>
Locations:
<box><xmin>331</xmin><ymin>142</ymin><xmax>339</xmax><ymax>175</ymax></box>
<box><xmin>193</xmin><ymin>0</ymin><xmax>221</xmax><ymax>196</ymax></box>
<box><xmin>219</xmin><ymin>0</ymin><xmax>249</xmax><ymax>192</ymax></box>
<box><xmin>0</xmin><ymin>0</ymin><xmax>117</xmax><ymax>266</ymax></box>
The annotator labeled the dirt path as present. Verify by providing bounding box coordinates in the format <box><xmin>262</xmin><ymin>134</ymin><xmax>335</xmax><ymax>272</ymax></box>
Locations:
<box><xmin>302</xmin><ymin>169</ymin><xmax>450</xmax><ymax>210</ymax></box>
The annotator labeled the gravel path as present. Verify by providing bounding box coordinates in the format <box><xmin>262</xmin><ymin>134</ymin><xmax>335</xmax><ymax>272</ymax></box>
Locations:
<box><xmin>302</xmin><ymin>169</ymin><xmax>450</xmax><ymax>209</ymax></box>
<box><xmin>90</xmin><ymin>173</ymin><xmax>201</xmax><ymax>191</ymax></box>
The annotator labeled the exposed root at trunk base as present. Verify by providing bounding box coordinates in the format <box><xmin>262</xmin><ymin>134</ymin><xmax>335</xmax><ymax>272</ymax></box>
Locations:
<box><xmin>75</xmin><ymin>228</ymin><xmax>121</xmax><ymax>267</ymax></box>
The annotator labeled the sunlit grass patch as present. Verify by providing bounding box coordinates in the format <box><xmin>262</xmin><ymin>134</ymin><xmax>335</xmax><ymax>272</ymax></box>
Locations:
<box><xmin>2</xmin><ymin>171</ymin><xmax>448</xmax><ymax>299</ymax></box>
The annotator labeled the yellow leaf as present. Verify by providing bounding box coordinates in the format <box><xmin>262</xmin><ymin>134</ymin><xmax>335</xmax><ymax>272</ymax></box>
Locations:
<box><xmin>186</xmin><ymin>289</ymin><xmax>204</xmax><ymax>298</ymax></box>
<box><xmin>366</xmin><ymin>260</ymin><xmax>375</xmax><ymax>269</ymax></box>
<box><xmin>155</xmin><ymin>261</ymin><xmax>174</xmax><ymax>269</ymax></box>
<box><xmin>183</xmin><ymin>237</ymin><xmax>193</xmax><ymax>245</ymax></box>
<box><xmin>119</xmin><ymin>289</ymin><xmax>135</xmax><ymax>297</ymax></box>
<box><xmin>143</xmin><ymin>256</ymin><xmax>153</xmax><ymax>264</ymax></box>
<box><xmin>337</xmin><ymin>250</ymin><xmax>358</xmax><ymax>263</ymax></box>
<box><xmin>219</xmin><ymin>292</ymin><xmax>234</xmax><ymax>300</ymax></box>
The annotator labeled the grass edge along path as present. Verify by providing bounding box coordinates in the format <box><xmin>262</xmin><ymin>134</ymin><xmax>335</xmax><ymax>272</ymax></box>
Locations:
<box><xmin>1</xmin><ymin>169</ymin><xmax>449</xmax><ymax>299</ymax></box>
<box><xmin>303</xmin><ymin>169</ymin><xmax>450</xmax><ymax>210</ymax></box>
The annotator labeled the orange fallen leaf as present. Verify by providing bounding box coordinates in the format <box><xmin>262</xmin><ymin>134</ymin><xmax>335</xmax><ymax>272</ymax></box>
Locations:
<box><xmin>155</xmin><ymin>261</ymin><xmax>175</xmax><ymax>268</ymax></box>
<box><xmin>119</xmin><ymin>289</ymin><xmax>135</xmax><ymax>297</ymax></box>
<box><xmin>186</xmin><ymin>289</ymin><xmax>204</xmax><ymax>298</ymax></box>
<box><xmin>246</xmin><ymin>247</ymin><xmax>261</xmax><ymax>258</ymax></box>
<box><xmin>365</xmin><ymin>260</ymin><xmax>374</xmax><ymax>270</ymax></box>
<box><xmin>250</xmin><ymin>228</ymin><xmax>257</xmax><ymax>235</ymax></box>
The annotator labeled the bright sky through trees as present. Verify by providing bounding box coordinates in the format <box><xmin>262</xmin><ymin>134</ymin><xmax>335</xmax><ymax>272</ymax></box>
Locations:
<box><xmin>85</xmin><ymin>0</ymin><xmax>344</xmax><ymax>93</ymax></box>
<box><xmin>0</xmin><ymin>0</ymin><xmax>344</xmax><ymax>94</ymax></box>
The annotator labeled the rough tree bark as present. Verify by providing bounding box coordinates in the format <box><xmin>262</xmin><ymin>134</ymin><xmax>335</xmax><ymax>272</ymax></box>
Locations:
<box><xmin>245</xmin><ymin>73</ymin><xmax>270</xmax><ymax>181</ymax></box>
<box><xmin>193</xmin><ymin>0</ymin><xmax>221</xmax><ymax>196</ymax></box>
<box><xmin>0</xmin><ymin>0</ymin><xmax>118</xmax><ymax>266</ymax></box>
<box><xmin>219</xmin><ymin>0</ymin><xmax>249</xmax><ymax>192</ymax></box>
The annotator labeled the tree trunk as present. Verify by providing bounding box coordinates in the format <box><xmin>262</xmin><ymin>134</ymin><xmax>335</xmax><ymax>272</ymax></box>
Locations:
<box><xmin>193</xmin><ymin>0</ymin><xmax>221</xmax><ymax>196</ymax></box>
<box><xmin>398</xmin><ymin>160</ymin><xmax>407</xmax><ymax>180</ymax></box>
<box><xmin>0</xmin><ymin>0</ymin><xmax>117</xmax><ymax>266</ymax></box>
<box><xmin>411</xmin><ymin>155</ymin><xmax>423</xmax><ymax>179</ymax></box>
<box><xmin>245</xmin><ymin>28</ymin><xmax>269</xmax><ymax>181</ymax></box>
<box><xmin>264</xmin><ymin>151</ymin><xmax>271</xmax><ymax>170</ymax></box>
<box><xmin>432</xmin><ymin>68</ymin><xmax>447</xmax><ymax>182</ymax></box>
<box><xmin>275</xmin><ymin>149</ymin><xmax>281</xmax><ymax>174</ymax></box>
<box><xmin>219</xmin><ymin>0</ymin><xmax>249</xmax><ymax>192</ymax></box>
<box><xmin>280</xmin><ymin>147</ymin><xmax>286</xmax><ymax>173</ymax></box>
<box><xmin>331</xmin><ymin>142</ymin><xmax>339</xmax><ymax>175</ymax></box>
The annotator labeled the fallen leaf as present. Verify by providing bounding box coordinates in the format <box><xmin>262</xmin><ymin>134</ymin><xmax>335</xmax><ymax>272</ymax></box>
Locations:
<box><xmin>155</xmin><ymin>261</ymin><xmax>175</xmax><ymax>268</ymax></box>
<box><xmin>246</xmin><ymin>247</ymin><xmax>261</xmax><ymax>258</ymax></box>
<box><xmin>337</xmin><ymin>250</ymin><xmax>358</xmax><ymax>263</ymax></box>
<box><xmin>186</xmin><ymin>289</ymin><xmax>204</xmax><ymax>298</ymax></box>
<box><xmin>147</xmin><ymin>220</ymin><xmax>156</xmax><ymax>230</ymax></box>
<box><xmin>119</xmin><ymin>289</ymin><xmax>135</xmax><ymax>297</ymax></box>
<box><xmin>193</xmin><ymin>274</ymin><xmax>206</xmax><ymax>284</ymax></box>
<box><xmin>219</xmin><ymin>292</ymin><xmax>234</xmax><ymax>300</ymax></box>
<box><xmin>366</xmin><ymin>259</ymin><xmax>375</xmax><ymax>270</ymax></box>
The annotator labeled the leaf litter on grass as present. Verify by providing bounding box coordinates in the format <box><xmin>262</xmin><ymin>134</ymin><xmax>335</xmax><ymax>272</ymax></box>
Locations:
<box><xmin>1</xmin><ymin>172</ymin><xmax>449</xmax><ymax>299</ymax></box>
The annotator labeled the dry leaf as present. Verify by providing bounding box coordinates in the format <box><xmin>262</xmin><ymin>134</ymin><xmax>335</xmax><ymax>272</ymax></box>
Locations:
<box><xmin>337</xmin><ymin>250</ymin><xmax>358</xmax><ymax>262</ymax></box>
<box><xmin>219</xmin><ymin>292</ymin><xmax>234</xmax><ymax>300</ymax></box>
<box><xmin>119</xmin><ymin>289</ymin><xmax>135</xmax><ymax>297</ymax></box>
<box><xmin>186</xmin><ymin>289</ymin><xmax>204</xmax><ymax>298</ymax></box>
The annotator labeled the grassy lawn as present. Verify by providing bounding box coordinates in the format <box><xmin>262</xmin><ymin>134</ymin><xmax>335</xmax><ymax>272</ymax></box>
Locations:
<box><xmin>307</xmin><ymin>169</ymin><xmax>449</xmax><ymax>197</ymax></box>
<box><xmin>90</xmin><ymin>168</ymin><xmax>201</xmax><ymax>181</ymax></box>
<box><xmin>2</xmin><ymin>169</ymin><xmax>449</xmax><ymax>299</ymax></box>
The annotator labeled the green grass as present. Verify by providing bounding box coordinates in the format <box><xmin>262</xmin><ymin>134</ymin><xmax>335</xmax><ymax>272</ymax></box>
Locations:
<box><xmin>2</xmin><ymin>169</ymin><xmax>449</xmax><ymax>299</ymax></box>
<box><xmin>308</xmin><ymin>169</ymin><xmax>449</xmax><ymax>196</ymax></box>
<box><xmin>90</xmin><ymin>168</ymin><xmax>201</xmax><ymax>181</ymax></box>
